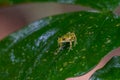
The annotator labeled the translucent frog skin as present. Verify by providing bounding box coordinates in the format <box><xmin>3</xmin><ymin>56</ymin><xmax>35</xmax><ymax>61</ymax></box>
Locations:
<box><xmin>58</xmin><ymin>32</ymin><xmax>77</xmax><ymax>51</ymax></box>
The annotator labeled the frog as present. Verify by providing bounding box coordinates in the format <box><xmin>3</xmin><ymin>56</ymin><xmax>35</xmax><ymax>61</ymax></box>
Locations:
<box><xmin>57</xmin><ymin>32</ymin><xmax>77</xmax><ymax>51</ymax></box>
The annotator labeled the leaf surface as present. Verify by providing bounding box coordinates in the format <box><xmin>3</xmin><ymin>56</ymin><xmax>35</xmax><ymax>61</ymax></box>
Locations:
<box><xmin>0</xmin><ymin>11</ymin><xmax>120</xmax><ymax>80</ymax></box>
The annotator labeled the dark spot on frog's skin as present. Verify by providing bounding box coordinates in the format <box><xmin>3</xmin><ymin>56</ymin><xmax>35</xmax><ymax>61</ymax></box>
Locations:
<box><xmin>62</xmin><ymin>38</ymin><xmax>66</xmax><ymax>40</ymax></box>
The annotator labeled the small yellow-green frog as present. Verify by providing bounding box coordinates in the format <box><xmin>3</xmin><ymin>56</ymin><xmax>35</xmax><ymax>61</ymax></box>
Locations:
<box><xmin>58</xmin><ymin>32</ymin><xmax>77</xmax><ymax>51</ymax></box>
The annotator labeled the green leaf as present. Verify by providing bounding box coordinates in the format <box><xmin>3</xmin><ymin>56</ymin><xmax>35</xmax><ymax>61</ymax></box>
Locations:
<box><xmin>90</xmin><ymin>56</ymin><xmax>120</xmax><ymax>80</ymax></box>
<box><xmin>0</xmin><ymin>11</ymin><xmax>120</xmax><ymax>80</ymax></box>
<box><xmin>1</xmin><ymin>0</ymin><xmax>120</xmax><ymax>11</ymax></box>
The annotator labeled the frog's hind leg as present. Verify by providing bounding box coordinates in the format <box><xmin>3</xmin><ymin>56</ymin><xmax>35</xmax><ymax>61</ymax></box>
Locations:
<box><xmin>55</xmin><ymin>43</ymin><xmax>62</xmax><ymax>55</ymax></box>
<box><xmin>74</xmin><ymin>36</ymin><xmax>77</xmax><ymax>46</ymax></box>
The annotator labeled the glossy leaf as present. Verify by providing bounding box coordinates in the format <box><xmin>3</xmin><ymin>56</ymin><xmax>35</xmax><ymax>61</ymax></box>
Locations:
<box><xmin>90</xmin><ymin>56</ymin><xmax>120</xmax><ymax>80</ymax></box>
<box><xmin>0</xmin><ymin>0</ymin><xmax>120</xmax><ymax>11</ymax></box>
<box><xmin>0</xmin><ymin>11</ymin><xmax>120</xmax><ymax>80</ymax></box>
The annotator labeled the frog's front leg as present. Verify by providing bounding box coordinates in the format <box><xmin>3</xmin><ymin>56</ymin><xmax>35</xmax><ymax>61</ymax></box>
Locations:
<box><xmin>69</xmin><ymin>41</ymin><xmax>72</xmax><ymax>51</ymax></box>
<box><xmin>58</xmin><ymin>42</ymin><xmax>63</xmax><ymax>50</ymax></box>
